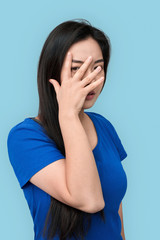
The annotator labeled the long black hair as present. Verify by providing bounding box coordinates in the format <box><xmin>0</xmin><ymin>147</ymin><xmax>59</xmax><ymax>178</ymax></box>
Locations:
<box><xmin>37</xmin><ymin>18</ymin><xmax>111</xmax><ymax>240</ymax></box>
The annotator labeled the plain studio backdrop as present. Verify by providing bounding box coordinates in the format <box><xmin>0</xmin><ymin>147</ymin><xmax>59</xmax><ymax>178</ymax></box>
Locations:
<box><xmin>1</xmin><ymin>0</ymin><xmax>159</xmax><ymax>239</ymax></box>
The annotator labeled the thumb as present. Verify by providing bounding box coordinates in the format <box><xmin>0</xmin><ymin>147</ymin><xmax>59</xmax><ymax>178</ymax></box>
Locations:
<box><xmin>49</xmin><ymin>79</ymin><xmax>60</xmax><ymax>96</ymax></box>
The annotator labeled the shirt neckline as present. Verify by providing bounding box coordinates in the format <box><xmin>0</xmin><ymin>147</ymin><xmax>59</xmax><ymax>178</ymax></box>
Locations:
<box><xmin>26</xmin><ymin>111</ymin><xmax>100</xmax><ymax>153</ymax></box>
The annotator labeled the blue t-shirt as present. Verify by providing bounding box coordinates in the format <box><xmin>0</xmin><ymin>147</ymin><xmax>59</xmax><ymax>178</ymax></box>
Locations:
<box><xmin>7</xmin><ymin>111</ymin><xmax>128</xmax><ymax>240</ymax></box>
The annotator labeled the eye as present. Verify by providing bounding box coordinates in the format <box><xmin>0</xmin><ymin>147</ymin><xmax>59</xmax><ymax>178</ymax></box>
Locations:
<box><xmin>94</xmin><ymin>65</ymin><xmax>104</xmax><ymax>70</ymax></box>
<box><xmin>71</xmin><ymin>67</ymin><xmax>80</xmax><ymax>71</ymax></box>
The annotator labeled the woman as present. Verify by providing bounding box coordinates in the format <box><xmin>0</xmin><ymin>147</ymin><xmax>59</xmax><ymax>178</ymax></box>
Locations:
<box><xmin>7</xmin><ymin>19</ymin><xmax>127</xmax><ymax>240</ymax></box>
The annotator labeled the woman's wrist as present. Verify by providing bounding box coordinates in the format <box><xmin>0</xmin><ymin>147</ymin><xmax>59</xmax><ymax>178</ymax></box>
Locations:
<box><xmin>59</xmin><ymin>110</ymin><xmax>79</xmax><ymax>121</ymax></box>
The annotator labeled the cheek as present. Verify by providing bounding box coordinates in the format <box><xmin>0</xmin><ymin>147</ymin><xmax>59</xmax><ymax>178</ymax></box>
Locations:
<box><xmin>92</xmin><ymin>70</ymin><xmax>105</xmax><ymax>84</ymax></box>
<box><xmin>91</xmin><ymin>70</ymin><xmax>104</xmax><ymax>82</ymax></box>
<box><xmin>97</xmin><ymin>77</ymin><xmax>105</xmax><ymax>91</ymax></box>
<box><xmin>98</xmin><ymin>69</ymin><xmax>105</xmax><ymax>77</ymax></box>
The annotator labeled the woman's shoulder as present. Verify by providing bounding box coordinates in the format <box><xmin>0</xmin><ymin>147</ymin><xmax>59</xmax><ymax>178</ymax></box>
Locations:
<box><xmin>7</xmin><ymin>117</ymin><xmax>47</xmax><ymax>146</ymax></box>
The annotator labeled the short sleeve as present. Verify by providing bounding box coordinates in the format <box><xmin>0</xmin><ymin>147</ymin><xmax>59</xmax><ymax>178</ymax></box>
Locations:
<box><xmin>7</xmin><ymin>123</ymin><xmax>65</xmax><ymax>189</ymax></box>
<box><xmin>105</xmin><ymin>120</ymin><xmax>127</xmax><ymax>161</ymax></box>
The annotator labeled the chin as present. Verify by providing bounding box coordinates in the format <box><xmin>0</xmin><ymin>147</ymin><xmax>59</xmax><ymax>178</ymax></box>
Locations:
<box><xmin>83</xmin><ymin>101</ymin><xmax>95</xmax><ymax>109</ymax></box>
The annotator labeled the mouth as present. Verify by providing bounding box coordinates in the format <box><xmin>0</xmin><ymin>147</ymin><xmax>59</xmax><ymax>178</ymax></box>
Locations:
<box><xmin>87</xmin><ymin>90</ymin><xmax>95</xmax><ymax>96</ymax></box>
<box><xmin>85</xmin><ymin>91</ymin><xmax>96</xmax><ymax>101</ymax></box>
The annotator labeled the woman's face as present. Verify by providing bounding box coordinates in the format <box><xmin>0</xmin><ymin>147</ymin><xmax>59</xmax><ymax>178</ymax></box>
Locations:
<box><xmin>61</xmin><ymin>37</ymin><xmax>105</xmax><ymax>110</ymax></box>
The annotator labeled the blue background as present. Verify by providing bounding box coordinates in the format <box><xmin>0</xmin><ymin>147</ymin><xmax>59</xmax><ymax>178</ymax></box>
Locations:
<box><xmin>1</xmin><ymin>0</ymin><xmax>159</xmax><ymax>239</ymax></box>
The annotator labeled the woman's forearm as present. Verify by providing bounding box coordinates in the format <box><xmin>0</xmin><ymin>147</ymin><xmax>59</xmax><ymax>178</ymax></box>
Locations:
<box><xmin>59</xmin><ymin>111</ymin><xmax>105</xmax><ymax>211</ymax></box>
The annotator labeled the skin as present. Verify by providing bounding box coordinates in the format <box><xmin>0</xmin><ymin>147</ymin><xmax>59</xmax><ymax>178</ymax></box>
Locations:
<box><xmin>60</xmin><ymin>37</ymin><xmax>105</xmax><ymax>124</ymax></box>
<box><xmin>35</xmin><ymin>37</ymin><xmax>126</xmax><ymax>238</ymax></box>
<box><xmin>119</xmin><ymin>201</ymin><xmax>126</xmax><ymax>240</ymax></box>
<box><xmin>36</xmin><ymin>37</ymin><xmax>105</xmax><ymax>125</ymax></box>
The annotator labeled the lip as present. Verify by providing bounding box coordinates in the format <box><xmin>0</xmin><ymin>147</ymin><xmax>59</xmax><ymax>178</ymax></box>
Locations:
<box><xmin>85</xmin><ymin>92</ymin><xmax>95</xmax><ymax>100</ymax></box>
<box><xmin>87</xmin><ymin>90</ymin><xmax>95</xmax><ymax>96</ymax></box>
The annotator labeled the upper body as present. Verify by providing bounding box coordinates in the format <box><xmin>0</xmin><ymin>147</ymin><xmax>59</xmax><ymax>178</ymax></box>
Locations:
<box><xmin>7</xmin><ymin>111</ymin><xmax>128</xmax><ymax>240</ymax></box>
<box><xmin>7</xmin><ymin>19</ymin><xmax>127</xmax><ymax>240</ymax></box>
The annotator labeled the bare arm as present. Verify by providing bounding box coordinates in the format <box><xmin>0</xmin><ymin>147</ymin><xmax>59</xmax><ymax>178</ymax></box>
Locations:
<box><xmin>118</xmin><ymin>201</ymin><xmax>126</xmax><ymax>240</ymax></box>
<box><xmin>59</xmin><ymin>112</ymin><xmax>105</xmax><ymax>213</ymax></box>
<box><xmin>49</xmin><ymin>52</ymin><xmax>105</xmax><ymax>213</ymax></box>
<box><xmin>29</xmin><ymin>53</ymin><xmax>105</xmax><ymax>214</ymax></box>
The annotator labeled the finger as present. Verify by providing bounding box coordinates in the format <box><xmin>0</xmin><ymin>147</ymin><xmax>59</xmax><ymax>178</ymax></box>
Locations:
<box><xmin>84</xmin><ymin>76</ymin><xmax>104</xmax><ymax>93</ymax></box>
<box><xmin>80</xmin><ymin>66</ymin><xmax>102</xmax><ymax>87</ymax></box>
<box><xmin>61</xmin><ymin>52</ymin><xmax>72</xmax><ymax>80</ymax></box>
<box><xmin>49</xmin><ymin>79</ymin><xmax>60</xmax><ymax>96</ymax></box>
<box><xmin>73</xmin><ymin>56</ymin><xmax>93</xmax><ymax>81</ymax></box>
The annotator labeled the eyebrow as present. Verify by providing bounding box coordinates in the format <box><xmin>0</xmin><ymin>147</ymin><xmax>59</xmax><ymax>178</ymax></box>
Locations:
<box><xmin>72</xmin><ymin>59</ymin><xmax>104</xmax><ymax>64</ymax></box>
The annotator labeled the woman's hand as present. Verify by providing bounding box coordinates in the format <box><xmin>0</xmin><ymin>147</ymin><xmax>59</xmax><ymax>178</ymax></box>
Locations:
<box><xmin>49</xmin><ymin>52</ymin><xmax>104</xmax><ymax>116</ymax></box>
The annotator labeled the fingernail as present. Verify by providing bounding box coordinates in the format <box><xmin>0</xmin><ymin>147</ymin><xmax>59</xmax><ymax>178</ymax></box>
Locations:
<box><xmin>88</xmin><ymin>56</ymin><xmax>92</xmax><ymax>61</ymax></box>
<box><xmin>68</xmin><ymin>52</ymin><xmax>71</xmax><ymax>56</ymax></box>
<box><xmin>96</xmin><ymin>66</ymin><xmax>101</xmax><ymax>72</ymax></box>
